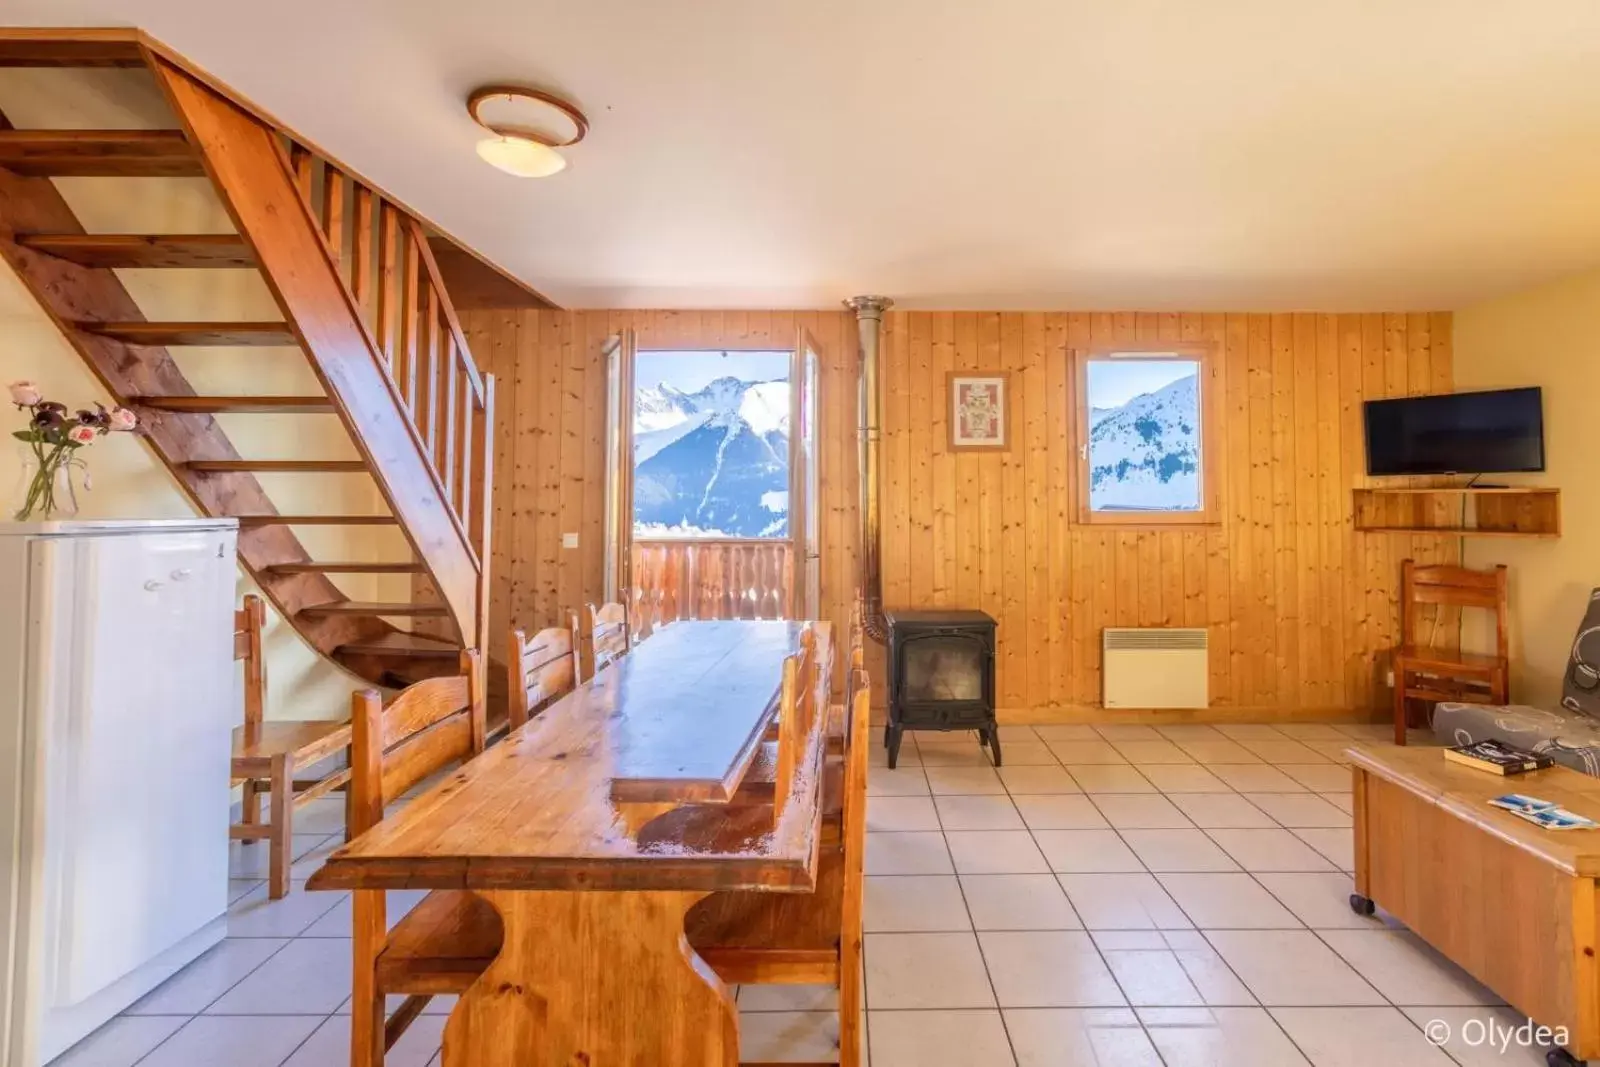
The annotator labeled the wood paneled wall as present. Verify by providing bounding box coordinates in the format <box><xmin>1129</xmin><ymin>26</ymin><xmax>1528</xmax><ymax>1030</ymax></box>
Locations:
<box><xmin>460</xmin><ymin>309</ymin><xmax>862</xmax><ymax>686</ymax></box>
<box><xmin>462</xmin><ymin>308</ymin><xmax>1454</xmax><ymax>717</ymax></box>
<box><xmin>878</xmin><ymin>311</ymin><xmax>1453</xmax><ymax>715</ymax></box>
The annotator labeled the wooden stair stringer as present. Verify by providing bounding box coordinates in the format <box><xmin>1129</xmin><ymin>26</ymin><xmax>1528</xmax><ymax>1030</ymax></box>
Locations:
<box><xmin>0</xmin><ymin>113</ymin><xmax>403</xmax><ymax>674</ymax></box>
<box><xmin>150</xmin><ymin>59</ymin><xmax>481</xmax><ymax>659</ymax></box>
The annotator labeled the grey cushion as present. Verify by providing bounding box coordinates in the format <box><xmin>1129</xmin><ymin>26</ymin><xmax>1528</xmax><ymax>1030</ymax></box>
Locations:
<box><xmin>1562</xmin><ymin>588</ymin><xmax>1600</xmax><ymax>719</ymax></box>
<box><xmin>1433</xmin><ymin>702</ymin><xmax>1600</xmax><ymax>776</ymax></box>
<box><xmin>1430</xmin><ymin>587</ymin><xmax>1600</xmax><ymax>777</ymax></box>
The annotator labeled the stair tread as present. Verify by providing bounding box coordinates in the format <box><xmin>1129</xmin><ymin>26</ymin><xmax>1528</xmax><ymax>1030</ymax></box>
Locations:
<box><xmin>301</xmin><ymin>601</ymin><xmax>450</xmax><ymax>617</ymax></box>
<box><xmin>137</xmin><ymin>396</ymin><xmax>332</xmax><ymax>413</ymax></box>
<box><xmin>0</xmin><ymin>130</ymin><xmax>201</xmax><ymax>176</ymax></box>
<box><xmin>80</xmin><ymin>321</ymin><xmax>295</xmax><ymax>346</ymax></box>
<box><xmin>267</xmin><ymin>560</ymin><xmax>424</xmax><ymax>574</ymax></box>
<box><xmin>0</xmin><ymin>37</ymin><xmax>148</xmax><ymax>68</ymax></box>
<box><xmin>18</xmin><ymin>234</ymin><xmax>254</xmax><ymax>268</ymax></box>
<box><xmin>187</xmin><ymin>460</ymin><xmax>367</xmax><ymax>473</ymax></box>
<box><xmin>236</xmin><ymin>514</ymin><xmax>396</xmax><ymax>526</ymax></box>
<box><xmin>338</xmin><ymin>633</ymin><xmax>462</xmax><ymax>657</ymax></box>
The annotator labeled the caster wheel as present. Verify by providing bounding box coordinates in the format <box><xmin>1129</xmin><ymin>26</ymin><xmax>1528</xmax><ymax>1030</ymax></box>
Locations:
<box><xmin>1348</xmin><ymin>893</ymin><xmax>1376</xmax><ymax>917</ymax></box>
<box><xmin>1548</xmin><ymin>1048</ymin><xmax>1586</xmax><ymax>1067</ymax></box>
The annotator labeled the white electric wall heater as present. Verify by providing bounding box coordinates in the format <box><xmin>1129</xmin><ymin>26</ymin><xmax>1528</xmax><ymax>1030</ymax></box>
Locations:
<box><xmin>1102</xmin><ymin>628</ymin><xmax>1209</xmax><ymax>709</ymax></box>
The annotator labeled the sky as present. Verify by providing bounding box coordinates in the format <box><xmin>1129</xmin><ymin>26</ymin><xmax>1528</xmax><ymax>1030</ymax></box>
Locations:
<box><xmin>1087</xmin><ymin>358</ymin><xmax>1197</xmax><ymax>408</ymax></box>
<box><xmin>636</xmin><ymin>349</ymin><xmax>791</xmax><ymax>393</ymax></box>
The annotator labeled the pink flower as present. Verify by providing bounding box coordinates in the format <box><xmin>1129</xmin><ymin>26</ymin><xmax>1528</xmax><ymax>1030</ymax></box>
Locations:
<box><xmin>66</xmin><ymin>424</ymin><xmax>98</xmax><ymax>446</ymax></box>
<box><xmin>7</xmin><ymin>380</ymin><xmax>40</xmax><ymax>407</ymax></box>
<box><xmin>107</xmin><ymin>406</ymin><xmax>138</xmax><ymax>431</ymax></box>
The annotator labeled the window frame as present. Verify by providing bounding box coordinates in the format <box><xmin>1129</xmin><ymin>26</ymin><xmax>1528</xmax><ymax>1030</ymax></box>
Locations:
<box><xmin>1072</xmin><ymin>342</ymin><xmax>1222</xmax><ymax>527</ymax></box>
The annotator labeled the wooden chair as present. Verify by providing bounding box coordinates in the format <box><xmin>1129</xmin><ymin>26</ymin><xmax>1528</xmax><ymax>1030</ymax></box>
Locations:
<box><xmin>810</xmin><ymin>621</ymin><xmax>860</xmax><ymax>844</ymax></box>
<box><xmin>771</xmin><ymin>627</ymin><xmax>821</xmax><ymax>816</ymax></box>
<box><xmin>830</xmin><ymin>606</ymin><xmax>867</xmax><ymax>755</ymax></box>
<box><xmin>771</xmin><ymin>608</ymin><xmax>863</xmax><ymax>760</ymax></box>
<box><xmin>746</xmin><ymin>617</ymin><xmax>860</xmax><ymax>842</ymax></box>
<box><xmin>683</xmin><ymin>647</ymin><xmax>869</xmax><ymax>1066</ymax></box>
<box><xmin>1392</xmin><ymin>560</ymin><xmax>1510</xmax><ymax>745</ymax></box>
<box><xmin>505</xmin><ymin>624</ymin><xmax>578</xmax><ymax>733</ymax></box>
<box><xmin>349</xmin><ymin>650</ymin><xmax>502</xmax><ymax>1067</ymax></box>
<box><xmin>585</xmin><ymin>600</ymin><xmax>631</xmax><ymax>679</ymax></box>
<box><xmin>230</xmin><ymin>594</ymin><xmax>353</xmax><ymax>899</ymax></box>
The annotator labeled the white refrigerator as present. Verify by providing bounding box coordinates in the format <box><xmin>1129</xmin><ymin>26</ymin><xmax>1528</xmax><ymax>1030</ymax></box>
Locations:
<box><xmin>0</xmin><ymin>519</ymin><xmax>238</xmax><ymax>1065</ymax></box>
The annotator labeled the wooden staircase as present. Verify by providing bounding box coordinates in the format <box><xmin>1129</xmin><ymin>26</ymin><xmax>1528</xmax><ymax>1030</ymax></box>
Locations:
<box><xmin>0</xmin><ymin>30</ymin><xmax>492</xmax><ymax>688</ymax></box>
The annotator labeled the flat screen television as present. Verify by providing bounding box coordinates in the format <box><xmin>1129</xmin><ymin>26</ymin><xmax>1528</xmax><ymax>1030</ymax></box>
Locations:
<box><xmin>1363</xmin><ymin>387</ymin><xmax>1544</xmax><ymax>476</ymax></box>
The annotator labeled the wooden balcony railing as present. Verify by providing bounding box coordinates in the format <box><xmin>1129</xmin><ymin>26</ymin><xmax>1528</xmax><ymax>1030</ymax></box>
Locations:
<box><xmin>631</xmin><ymin>539</ymin><xmax>793</xmax><ymax>636</ymax></box>
<box><xmin>282</xmin><ymin>140</ymin><xmax>492</xmax><ymax>572</ymax></box>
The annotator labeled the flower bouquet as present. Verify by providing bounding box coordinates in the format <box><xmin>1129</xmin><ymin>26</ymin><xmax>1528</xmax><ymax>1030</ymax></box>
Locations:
<box><xmin>9</xmin><ymin>381</ymin><xmax>139</xmax><ymax>521</ymax></box>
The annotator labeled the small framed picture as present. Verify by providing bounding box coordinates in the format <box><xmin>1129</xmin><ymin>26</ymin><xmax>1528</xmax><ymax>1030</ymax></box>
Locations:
<box><xmin>947</xmin><ymin>371</ymin><xmax>1012</xmax><ymax>451</ymax></box>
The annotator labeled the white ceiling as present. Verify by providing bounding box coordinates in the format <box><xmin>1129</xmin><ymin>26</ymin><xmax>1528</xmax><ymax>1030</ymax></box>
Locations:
<box><xmin>8</xmin><ymin>0</ymin><xmax>1600</xmax><ymax>310</ymax></box>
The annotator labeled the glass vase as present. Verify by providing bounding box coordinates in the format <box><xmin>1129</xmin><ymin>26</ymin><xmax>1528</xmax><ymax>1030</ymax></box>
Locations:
<box><xmin>12</xmin><ymin>442</ymin><xmax>82</xmax><ymax>522</ymax></box>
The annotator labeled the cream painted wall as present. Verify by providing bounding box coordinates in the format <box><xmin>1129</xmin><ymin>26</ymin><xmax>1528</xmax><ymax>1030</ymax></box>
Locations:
<box><xmin>1455</xmin><ymin>268</ymin><xmax>1600</xmax><ymax>705</ymax></box>
<box><xmin>0</xmin><ymin>66</ymin><xmax>402</xmax><ymax>721</ymax></box>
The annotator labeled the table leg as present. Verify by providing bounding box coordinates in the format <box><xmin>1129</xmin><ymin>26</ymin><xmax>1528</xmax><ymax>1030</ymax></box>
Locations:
<box><xmin>442</xmin><ymin>888</ymin><xmax>739</xmax><ymax>1067</ymax></box>
<box><xmin>1351</xmin><ymin>767</ymin><xmax>1370</xmax><ymax>902</ymax></box>
<box><xmin>1348</xmin><ymin>767</ymin><xmax>1378</xmax><ymax>915</ymax></box>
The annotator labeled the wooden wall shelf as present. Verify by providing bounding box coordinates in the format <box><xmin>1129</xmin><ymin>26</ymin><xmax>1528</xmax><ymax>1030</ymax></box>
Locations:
<box><xmin>1353</xmin><ymin>486</ymin><xmax>1560</xmax><ymax>539</ymax></box>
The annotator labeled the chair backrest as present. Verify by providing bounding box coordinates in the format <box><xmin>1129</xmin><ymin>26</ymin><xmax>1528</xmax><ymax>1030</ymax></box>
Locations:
<box><xmin>235</xmin><ymin>594</ymin><xmax>267</xmax><ymax>741</ymax></box>
<box><xmin>1400</xmin><ymin>559</ymin><xmax>1509</xmax><ymax>657</ymax></box>
<box><xmin>506</xmin><ymin>625</ymin><xmax>577</xmax><ymax>732</ymax></box>
<box><xmin>838</xmin><ymin>659</ymin><xmax>870</xmax><ymax>916</ymax></box>
<box><xmin>349</xmin><ymin>649</ymin><xmax>484</xmax><ymax>838</ymax></box>
<box><xmin>839</xmin><ymin>605</ymin><xmax>867</xmax><ymax>756</ymax></box>
<box><xmin>773</xmin><ymin>626</ymin><xmax>819</xmax><ymax>818</ymax></box>
<box><xmin>587</xmin><ymin>601</ymin><xmax>630</xmax><ymax>677</ymax></box>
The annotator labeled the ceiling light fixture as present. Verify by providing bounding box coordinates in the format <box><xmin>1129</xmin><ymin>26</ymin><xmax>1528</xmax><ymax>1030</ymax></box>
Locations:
<box><xmin>467</xmin><ymin>84</ymin><xmax>588</xmax><ymax>178</ymax></box>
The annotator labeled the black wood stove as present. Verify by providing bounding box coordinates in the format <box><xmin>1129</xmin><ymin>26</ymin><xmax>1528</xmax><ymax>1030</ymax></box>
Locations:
<box><xmin>884</xmin><ymin>609</ymin><xmax>998</xmax><ymax>769</ymax></box>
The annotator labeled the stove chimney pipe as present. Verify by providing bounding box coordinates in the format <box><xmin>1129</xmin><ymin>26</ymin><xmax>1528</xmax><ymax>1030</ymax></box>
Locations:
<box><xmin>846</xmin><ymin>295</ymin><xmax>892</xmax><ymax>642</ymax></box>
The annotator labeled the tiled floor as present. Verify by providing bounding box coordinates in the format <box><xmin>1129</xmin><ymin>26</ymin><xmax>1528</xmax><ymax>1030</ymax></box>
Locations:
<box><xmin>57</xmin><ymin>721</ymin><xmax>1562</xmax><ymax>1066</ymax></box>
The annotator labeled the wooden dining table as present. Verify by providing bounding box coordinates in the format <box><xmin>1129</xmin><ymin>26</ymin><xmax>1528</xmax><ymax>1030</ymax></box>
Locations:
<box><xmin>308</xmin><ymin>619</ymin><xmax>832</xmax><ymax>1067</ymax></box>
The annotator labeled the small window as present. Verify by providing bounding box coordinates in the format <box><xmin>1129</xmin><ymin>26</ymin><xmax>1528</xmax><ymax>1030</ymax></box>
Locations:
<box><xmin>1074</xmin><ymin>347</ymin><xmax>1218</xmax><ymax>525</ymax></box>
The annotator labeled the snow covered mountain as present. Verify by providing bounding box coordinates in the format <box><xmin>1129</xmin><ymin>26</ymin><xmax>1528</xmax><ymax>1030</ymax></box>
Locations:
<box><xmin>633</xmin><ymin>376</ymin><xmax>790</xmax><ymax>537</ymax></box>
<box><xmin>1087</xmin><ymin>374</ymin><xmax>1201</xmax><ymax>511</ymax></box>
<box><xmin>636</xmin><ymin>382</ymin><xmax>693</xmax><ymax>432</ymax></box>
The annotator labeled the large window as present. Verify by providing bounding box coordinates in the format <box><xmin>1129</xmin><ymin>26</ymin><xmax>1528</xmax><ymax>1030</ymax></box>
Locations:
<box><xmin>1075</xmin><ymin>347</ymin><xmax>1218</xmax><ymax>524</ymax></box>
<box><xmin>632</xmin><ymin>349</ymin><xmax>792</xmax><ymax>538</ymax></box>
